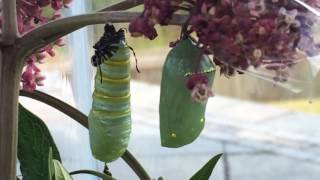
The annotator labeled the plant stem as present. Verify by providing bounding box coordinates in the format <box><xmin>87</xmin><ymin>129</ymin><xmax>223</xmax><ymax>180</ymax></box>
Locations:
<box><xmin>20</xmin><ymin>90</ymin><xmax>152</xmax><ymax>180</ymax></box>
<box><xmin>122</xmin><ymin>151</ymin><xmax>151</xmax><ymax>180</ymax></box>
<box><xmin>17</xmin><ymin>11</ymin><xmax>188</xmax><ymax>65</ymax></box>
<box><xmin>98</xmin><ymin>0</ymin><xmax>144</xmax><ymax>12</ymax></box>
<box><xmin>174</xmin><ymin>5</ymin><xmax>192</xmax><ymax>11</ymax></box>
<box><xmin>0</xmin><ymin>50</ymin><xmax>22</xmax><ymax>180</ymax></box>
<box><xmin>222</xmin><ymin>144</ymin><xmax>231</xmax><ymax>180</ymax></box>
<box><xmin>70</xmin><ymin>170</ymin><xmax>115</xmax><ymax>180</ymax></box>
<box><xmin>1</xmin><ymin>0</ymin><xmax>18</xmax><ymax>44</ymax></box>
<box><xmin>19</xmin><ymin>90</ymin><xmax>88</xmax><ymax>127</ymax></box>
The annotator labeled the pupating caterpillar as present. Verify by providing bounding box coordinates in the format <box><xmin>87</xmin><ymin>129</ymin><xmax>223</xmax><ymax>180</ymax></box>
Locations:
<box><xmin>88</xmin><ymin>24</ymin><xmax>131</xmax><ymax>162</ymax></box>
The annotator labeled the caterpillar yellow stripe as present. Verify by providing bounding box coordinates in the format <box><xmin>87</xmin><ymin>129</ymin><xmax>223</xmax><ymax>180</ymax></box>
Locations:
<box><xmin>88</xmin><ymin>41</ymin><xmax>131</xmax><ymax>162</ymax></box>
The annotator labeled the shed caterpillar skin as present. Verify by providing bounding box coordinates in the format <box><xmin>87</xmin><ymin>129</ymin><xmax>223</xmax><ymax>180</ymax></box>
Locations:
<box><xmin>89</xmin><ymin>24</ymin><xmax>131</xmax><ymax>162</ymax></box>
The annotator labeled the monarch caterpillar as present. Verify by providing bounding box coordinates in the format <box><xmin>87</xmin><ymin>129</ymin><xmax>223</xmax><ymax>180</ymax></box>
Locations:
<box><xmin>89</xmin><ymin>24</ymin><xmax>131</xmax><ymax>162</ymax></box>
<box><xmin>160</xmin><ymin>38</ymin><xmax>215</xmax><ymax>148</ymax></box>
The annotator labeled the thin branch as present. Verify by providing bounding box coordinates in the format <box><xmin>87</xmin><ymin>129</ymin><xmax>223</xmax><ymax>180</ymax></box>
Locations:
<box><xmin>0</xmin><ymin>0</ymin><xmax>142</xmax><ymax>45</ymax></box>
<box><xmin>2</xmin><ymin>0</ymin><xmax>18</xmax><ymax>44</ymax></box>
<box><xmin>17</xmin><ymin>11</ymin><xmax>187</xmax><ymax>64</ymax></box>
<box><xmin>19</xmin><ymin>90</ymin><xmax>152</xmax><ymax>180</ymax></box>
<box><xmin>20</xmin><ymin>90</ymin><xmax>88</xmax><ymax>127</ymax></box>
<box><xmin>122</xmin><ymin>151</ymin><xmax>151</xmax><ymax>180</ymax></box>
<box><xmin>70</xmin><ymin>170</ymin><xmax>115</xmax><ymax>180</ymax></box>
<box><xmin>98</xmin><ymin>0</ymin><xmax>143</xmax><ymax>12</ymax></box>
<box><xmin>222</xmin><ymin>144</ymin><xmax>231</xmax><ymax>180</ymax></box>
<box><xmin>19</xmin><ymin>12</ymin><xmax>143</xmax><ymax>47</ymax></box>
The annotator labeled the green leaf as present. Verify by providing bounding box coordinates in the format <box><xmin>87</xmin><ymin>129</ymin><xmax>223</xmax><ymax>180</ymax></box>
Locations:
<box><xmin>53</xmin><ymin>160</ymin><xmax>72</xmax><ymax>180</ymax></box>
<box><xmin>48</xmin><ymin>148</ymin><xmax>72</xmax><ymax>180</ymax></box>
<box><xmin>190</xmin><ymin>154</ymin><xmax>223</xmax><ymax>180</ymax></box>
<box><xmin>18</xmin><ymin>104</ymin><xmax>61</xmax><ymax>180</ymax></box>
<box><xmin>52</xmin><ymin>160</ymin><xmax>72</xmax><ymax>180</ymax></box>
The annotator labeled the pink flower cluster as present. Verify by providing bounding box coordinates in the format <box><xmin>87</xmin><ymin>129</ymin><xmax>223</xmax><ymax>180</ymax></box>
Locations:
<box><xmin>189</xmin><ymin>0</ymin><xmax>319</xmax><ymax>76</ymax></box>
<box><xmin>186</xmin><ymin>74</ymin><xmax>213</xmax><ymax>103</ymax></box>
<box><xmin>20</xmin><ymin>39</ymin><xmax>65</xmax><ymax>91</ymax></box>
<box><xmin>0</xmin><ymin>0</ymin><xmax>72</xmax><ymax>91</ymax></box>
<box><xmin>129</xmin><ymin>0</ymin><xmax>184</xmax><ymax>40</ymax></box>
<box><xmin>21</xmin><ymin>58</ymin><xmax>45</xmax><ymax>92</ymax></box>
<box><xmin>129</xmin><ymin>0</ymin><xmax>320</xmax><ymax>102</ymax></box>
<box><xmin>15</xmin><ymin>0</ymin><xmax>72</xmax><ymax>34</ymax></box>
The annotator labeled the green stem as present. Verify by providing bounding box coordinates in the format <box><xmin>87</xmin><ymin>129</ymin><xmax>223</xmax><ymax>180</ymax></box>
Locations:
<box><xmin>70</xmin><ymin>170</ymin><xmax>115</xmax><ymax>180</ymax></box>
<box><xmin>98</xmin><ymin>0</ymin><xmax>144</xmax><ymax>12</ymax></box>
<box><xmin>17</xmin><ymin>11</ymin><xmax>188</xmax><ymax>66</ymax></box>
<box><xmin>122</xmin><ymin>150</ymin><xmax>151</xmax><ymax>180</ymax></box>
<box><xmin>19</xmin><ymin>90</ymin><xmax>88</xmax><ymax>127</ymax></box>
<box><xmin>19</xmin><ymin>90</ymin><xmax>152</xmax><ymax>180</ymax></box>
<box><xmin>0</xmin><ymin>51</ymin><xmax>22</xmax><ymax>180</ymax></box>
<box><xmin>1</xmin><ymin>0</ymin><xmax>18</xmax><ymax>44</ymax></box>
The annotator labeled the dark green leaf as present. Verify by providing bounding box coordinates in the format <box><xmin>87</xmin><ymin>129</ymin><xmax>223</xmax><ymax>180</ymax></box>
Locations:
<box><xmin>190</xmin><ymin>154</ymin><xmax>223</xmax><ymax>180</ymax></box>
<box><xmin>18</xmin><ymin>104</ymin><xmax>61</xmax><ymax>180</ymax></box>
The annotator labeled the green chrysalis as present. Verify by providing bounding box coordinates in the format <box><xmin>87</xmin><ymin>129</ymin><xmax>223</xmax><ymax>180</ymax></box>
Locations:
<box><xmin>159</xmin><ymin>38</ymin><xmax>215</xmax><ymax>148</ymax></box>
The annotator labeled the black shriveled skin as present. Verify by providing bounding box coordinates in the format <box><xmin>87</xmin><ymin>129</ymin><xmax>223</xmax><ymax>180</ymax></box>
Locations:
<box><xmin>91</xmin><ymin>23</ymin><xmax>125</xmax><ymax>67</ymax></box>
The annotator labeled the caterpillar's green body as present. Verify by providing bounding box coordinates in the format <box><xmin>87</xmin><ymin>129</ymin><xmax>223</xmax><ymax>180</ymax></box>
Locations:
<box><xmin>160</xmin><ymin>39</ymin><xmax>215</xmax><ymax>148</ymax></box>
<box><xmin>88</xmin><ymin>41</ymin><xmax>131</xmax><ymax>162</ymax></box>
